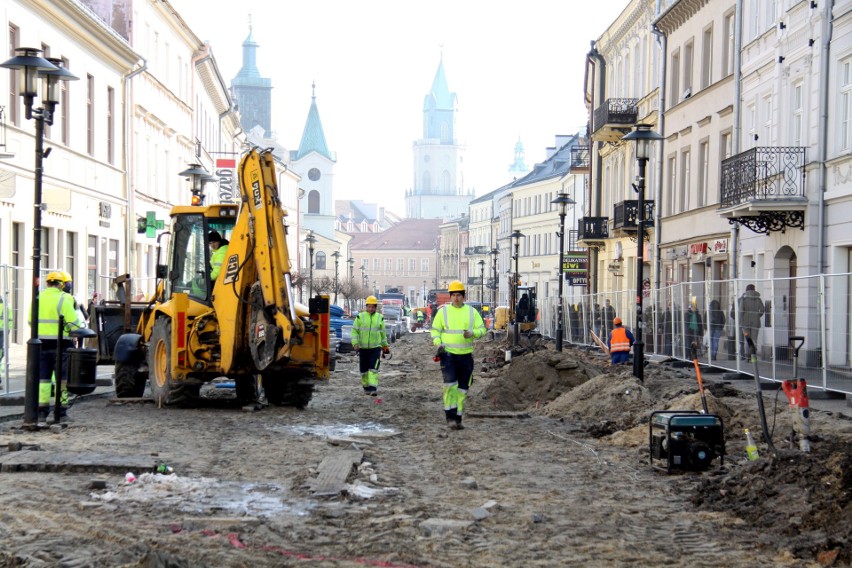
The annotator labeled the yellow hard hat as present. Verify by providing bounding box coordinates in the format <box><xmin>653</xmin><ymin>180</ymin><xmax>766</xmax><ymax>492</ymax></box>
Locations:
<box><xmin>365</xmin><ymin>295</ymin><xmax>378</xmax><ymax>305</ymax></box>
<box><xmin>60</xmin><ymin>271</ymin><xmax>72</xmax><ymax>283</ymax></box>
<box><xmin>46</xmin><ymin>271</ymin><xmax>65</xmax><ymax>283</ymax></box>
<box><xmin>448</xmin><ymin>280</ymin><xmax>465</xmax><ymax>293</ymax></box>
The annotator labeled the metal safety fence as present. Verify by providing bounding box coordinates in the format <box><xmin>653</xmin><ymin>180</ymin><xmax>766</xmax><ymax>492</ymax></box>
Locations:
<box><xmin>538</xmin><ymin>274</ymin><xmax>852</xmax><ymax>396</ymax></box>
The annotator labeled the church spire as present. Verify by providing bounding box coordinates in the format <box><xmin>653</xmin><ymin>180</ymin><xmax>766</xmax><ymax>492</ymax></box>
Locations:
<box><xmin>508</xmin><ymin>136</ymin><xmax>529</xmax><ymax>174</ymax></box>
<box><xmin>296</xmin><ymin>82</ymin><xmax>332</xmax><ymax>160</ymax></box>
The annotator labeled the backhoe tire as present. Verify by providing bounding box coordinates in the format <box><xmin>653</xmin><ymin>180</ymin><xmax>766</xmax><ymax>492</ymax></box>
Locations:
<box><xmin>235</xmin><ymin>375</ymin><xmax>258</xmax><ymax>402</ymax></box>
<box><xmin>115</xmin><ymin>361</ymin><xmax>147</xmax><ymax>398</ymax></box>
<box><xmin>147</xmin><ymin>318</ymin><xmax>200</xmax><ymax>406</ymax></box>
<box><xmin>262</xmin><ymin>374</ymin><xmax>313</xmax><ymax>409</ymax></box>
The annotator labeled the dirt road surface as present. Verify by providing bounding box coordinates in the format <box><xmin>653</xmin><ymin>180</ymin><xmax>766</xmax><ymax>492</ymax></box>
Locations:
<box><xmin>1</xmin><ymin>331</ymin><xmax>849</xmax><ymax>567</ymax></box>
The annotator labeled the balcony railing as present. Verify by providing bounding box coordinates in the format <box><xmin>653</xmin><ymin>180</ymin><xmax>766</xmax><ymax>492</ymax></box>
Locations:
<box><xmin>720</xmin><ymin>147</ymin><xmax>806</xmax><ymax>208</ymax></box>
<box><xmin>613</xmin><ymin>200</ymin><xmax>655</xmax><ymax>231</ymax></box>
<box><xmin>592</xmin><ymin>98</ymin><xmax>638</xmax><ymax>138</ymax></box>
<box><xmin>463</xmin><ymin>245</ymin><xmax>488</xmax><ymax>255</ymax></box>
<box><xmin>467</xmin><ymin>276</ymin><xmax>484</xmax><ymax>286</ymax></box>
<box><xmin>577</xmin><ymin>217</ymin><xmax>609</xmax><ymax>240</ymax></box>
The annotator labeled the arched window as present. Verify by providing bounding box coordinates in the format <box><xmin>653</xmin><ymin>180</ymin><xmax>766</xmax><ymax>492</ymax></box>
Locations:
<box><xmin>442</xmin><ymin>170</ymin><xmax>451</xmax><ymax>192</ymax></box>
<box><xmin>422</xmin><ymin>171</ymin><xmax>431</xmax><ymax>194</ymax></box>
<box><xmin>308</xmin><ymin>190</ymin><xmax>320</xmax><ymax>214</ymax></box>
<box><xmin>315</xmin><ymin>251</ymin><xmax>326</xmax><ymax>270</ymax></box>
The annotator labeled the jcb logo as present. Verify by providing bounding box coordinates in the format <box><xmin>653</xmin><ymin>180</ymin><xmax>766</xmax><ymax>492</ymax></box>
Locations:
<box><xmin>252</xmin><ymin>180</ymin><xmax>262</xmax><ymax>209</ymax></box>
<box><xmin>223</xmin><ymin>254</ymin><xmax>240</xmax><ymax>285</ymax></box>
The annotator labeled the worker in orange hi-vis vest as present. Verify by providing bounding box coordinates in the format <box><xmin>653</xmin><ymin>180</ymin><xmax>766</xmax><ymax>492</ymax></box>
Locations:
<box><xmin>607</xmin><ymin>317</ymin><xmax>635</xmax><ymax>365</ymax></box>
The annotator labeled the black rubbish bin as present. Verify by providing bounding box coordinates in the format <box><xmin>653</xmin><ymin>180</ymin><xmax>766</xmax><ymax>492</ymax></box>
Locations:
<box><xmin>67</xmin><ymin>348</ymin><xmax>98</xmax><ymax>395</ymax></box>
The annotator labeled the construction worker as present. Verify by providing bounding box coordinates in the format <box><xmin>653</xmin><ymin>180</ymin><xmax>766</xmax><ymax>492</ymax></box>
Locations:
<box><xmin>607</xmin><ymin>317</ymin><xmax>635</xmax><ymax>365</ymax></box>
<box><xmin>30</xmin><ymin>272</ymin><xmax>85</xmax><ymax>420</ymax></box>
<box><xmin>351</xmin><ymin>295</ymin><xmax>389</xmax><ymax>396</ymax></box>
<box><xmin>0</xmin><ymin>295</ymin><xmax>12</xmax><ymax>385</ymax></box>
<box><xmin>60</xmin><ymin>271</ymin><xmax>89</xmax><ymax>326</ymax></box>
<box><xmin>208</xmin><ymin>231</ymin><xmax>230</xmax><ymax>281</ymax></box>
<box><xmin>431</xmin><ymin>280</ymin><xmax>486</xmax><ymax>430</ymax></box>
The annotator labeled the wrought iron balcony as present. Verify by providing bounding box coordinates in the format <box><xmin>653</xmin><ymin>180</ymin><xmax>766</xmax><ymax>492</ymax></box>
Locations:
<box><xmin>613</xmin><ymin>200</ymin><xmax>655</xmax><ymax>232</ymax></box>
<box><xmin>463</xmin><ymin>245</ymin><xmax>488</xmax><ymax>256</ymax></box>
<box><xmin>577</xmin><ymin>217</ymin><xmax>609</xmax><ymax>241</ymax></box>
<box><xmin>592</xmin><ymin>98</ymin><xmax>638</xmax><ymax>142</ymax></box>
<box><xmin>570</xmin><ymin>146</ymin><xmax>590</xmax><ymax>173</ymax></box>
<box><xmin>719</xmin><ymin>147</ymin><xmax>807</xmax><ymax>235</ymax></box>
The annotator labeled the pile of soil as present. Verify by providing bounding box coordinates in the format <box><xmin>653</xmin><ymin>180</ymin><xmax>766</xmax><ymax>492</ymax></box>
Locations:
<box><xmin>462</xmin><ymin>336</ymin><xmax>852</xmax><ymax>565</ymax></box>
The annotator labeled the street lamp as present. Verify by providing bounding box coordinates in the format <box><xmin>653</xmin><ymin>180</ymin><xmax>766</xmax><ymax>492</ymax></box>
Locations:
<box><xmin>1</xmin><ymin>49</ymin><xmax>77</xmax><ymax>429</ymax></box>
<box><xmin>347</xmin><ymin>256</ymin><xmax>355</xmax><ymax>279</ymax></box>
<box><xmin>489</xmin><ymin>248</ymin><xmax>499</xmax><ymax>311</ymax></box>
<box><xmin>552</xmin><ymin>192</ymin><xmax>575</xmax><ymax>352</ymax></box>
<box><xmin>305</xmin><ymin>231</ymin><xmax>317</xmax><ymax>298</ymax></box>
<box><xmin>178</xmin><ymin>163</ymin><xmax>211</xmax><ymax>205</ymax></box>
<box><xmin>621</xmin><ymin>124</ymin><xmax>662</xmax><ymax>382</ymax></box>
<box><xmin>511</xmin><ymin>229</ymin><xmax>524</xmax><ymax>346</ymax></box>
<box><xmin>434</xmin><ymin>242</ymin><xmax>440</xmax><ymax>290</ymax></box>
<box><xmin>331</xmin><ymin>250</ymin><xmax>341</xmax><ymax>304</ymax></box>
<box><xmin>422</xmin><ymin>279</ymin><xmax>427</xmax><ymax>305</ymax></box>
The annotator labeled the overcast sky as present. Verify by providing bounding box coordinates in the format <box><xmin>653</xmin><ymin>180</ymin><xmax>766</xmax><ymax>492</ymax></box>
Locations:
<box><xmin>169</xmin><ymin>0</ymin><xmax>630</xmax><ymax>216</ymax></box>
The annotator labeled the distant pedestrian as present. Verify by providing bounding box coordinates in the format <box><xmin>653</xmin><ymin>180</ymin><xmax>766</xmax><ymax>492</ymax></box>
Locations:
<box><xmin>738</xmin><ymin>284</ymin><xmax>765</xmax><ymax>356</ymax></box>
<box><xmin>603</xmin><ymin>299</ymin><xmax>616</xmax><ymax>338</ymax></box>
<box><xmin>607</xmin><ymin>317</ymin><xmax>634</xmax><ymax>365</ymax></box>
<box><xmin>708</xmin><ymin>300</ymin><xmax>726</xmax><ymax>361</ymax></box>
<box><xmin>685</xmin><ymin>304</ymin><xmax>704</xmax><ymax>356</ymax></box>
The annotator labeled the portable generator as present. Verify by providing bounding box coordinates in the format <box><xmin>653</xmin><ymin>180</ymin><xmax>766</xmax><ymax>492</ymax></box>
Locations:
<box><xmin>649</xmin><ymin>410</ymin><xmax>725</xmax><ymax>473</ymax></box>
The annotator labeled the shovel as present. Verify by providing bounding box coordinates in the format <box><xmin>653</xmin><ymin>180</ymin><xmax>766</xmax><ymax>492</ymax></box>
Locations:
<box><xmin>690</xmin><ymin>342</ymin><xmax>709</xmax><ymax>414</ymax></box>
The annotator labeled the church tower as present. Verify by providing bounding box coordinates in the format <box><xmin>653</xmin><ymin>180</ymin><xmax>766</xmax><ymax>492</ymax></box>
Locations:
<box><xmin>291</xmin><ymin>83</ymin><xmax>336</xmax><ymax>238</ymax></box>
<box><xmin>508</xmin><ymin>136</ymin><xmax>529</xmax><ymax>177</ymax></box>
<box><xmin>405</xmin><ymin>56</ymin><xmax>473</xmax><ymax>220</ymax></box>
<box><xmin>231</xmin><ymin>23</ymin><xmax>272</xmax><ymax>135</ymax></box>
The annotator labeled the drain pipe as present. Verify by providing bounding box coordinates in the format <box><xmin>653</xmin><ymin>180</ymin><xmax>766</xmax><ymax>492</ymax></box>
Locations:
<box><xmin>651</xmin><ymin>19</ymin><xmax>666</xmax><ymax>306</ymax></box>
<box><xmin>817</xmin><ymin>0</ymin><xmax>835</xmax><ymax>273</ymax></box>
<box><xmin>123</xmin><ymin>58</ymin><xmax>147</xmax><ymax>278</ymax></box>
<box><xmin>586</xmin><ymin>42</ymin><xmax>606</xmax><ymax>297</ymax></box>
<box><xmin>731</xmin><ymin>0</ymin><xmax>744</xmax><ymax>280</ymax></box>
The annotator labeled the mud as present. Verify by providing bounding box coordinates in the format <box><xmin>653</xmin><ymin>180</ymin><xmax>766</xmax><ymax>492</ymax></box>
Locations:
<box><xmin>0</xmin><ymin>331</ymin><xmax>849</xmax><ymax>567</ymax></box>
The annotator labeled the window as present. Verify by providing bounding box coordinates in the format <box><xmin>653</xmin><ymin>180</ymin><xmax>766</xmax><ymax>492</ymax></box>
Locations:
<box><xmin>749</xmin><ymin>0</ymin><xmax>759</xmax><ymax>39</ymax></box>
<box><xmin>60</xmin><ymin>58</ymin><xmax>70</xmax><ymax>145</ymax></box>
<box><xmin>41</xmin><ymin>43</ymin><xmax>51</xmax><ymax>140</ymax></box>
<box><xmin>107</xmin><ymin>86</ymin><xmax>115</xmax><ymax>164</ymax></box>
<box><xmin>723</xmin><ymin>12</ymin><xmax>735</xmax><ymax>77</ymax></box>
<box><xmin>87</xmin><ymin>235</ymin><xmax>97</xmax><ymax>299</ymax></box>
<box><xmin>65</xmin><ymin>232</ymin><xmax>76</xmax><ymax>278</ymax></box>
<box><xmin>109</xmin><ymin>238</ymin><xmax>119</xmax><ymax>279</ymax></box>
<box><xmin>681</xmin><ymin>149</ymin><xmax>691</xmax><ymax>212</ymax></box>
<box><xmin>747</xmin><ymin>103</ymin><xmax>757</xmax><ymax>147</ymax></box>
<box><xmin>761</xmin><ymin>94</ymin><xmax>773</xmax><ymax>145</ymax></box>
<box><xmin>397</xmin><ymin>258</ymin><xmax>404</xmax><ymax>272</ymax></box>
<box><xmin>842</xmin><ymin>60</ymin><xmax>852</xmax><ymax>151</ymax></box>
<box><xmin>373</xmin><ymin>258</ymin><xmax>380</xmax><ymax>272</ymax></box>
<box><xmin>8</xmin><ymin>25</ymin><xmax>19</xmax><ymax>127</ymax></box>
<box><xmin>666</xmin><ymin>155</ymin><xmax>677</xmax><ymax>216</ymax></box>
<box><xmin>792</xmin><ymin>82</ymin><xmax>803</xmax><ymax>147</ymax></box>
<box><xmin>720</xmin><ymin>131</ymin><xmax>733</xmax><ymax>160</ymax></box>
<box><xmin>421</xmin><ymin>258</ymin><xmax>429</xmax><ymax>272</ymax></box>
<box><xmin>315</xmin><ymin>251</ymin><xmax>326</xmax><ymax>270</ymax></box>
<box><xmin>384</xmin><ymin>258</ymin><xmax>392</xmax><ymax>272</ymax></box>
<box><xmin>87</xmin><ymin>74</ymin><xmax>95</xmax><ymax>156</ymax></box>
<box><xmin>308</xmin><ymin>190</ymin><xmax>320</xmax><ymax>213</ymax></box>
<box><xmin>701</xmin><ymin>26</ymin><xmax>713</xmax><ymax>89</ymax></box>
<box><xmin>409</xmin><ymin>258</ymin><xmax>416</xmax><ymax>272</ymax></box>
<box><xmin>670</xmin><ymin>49</ymin><xmax>681</xmax><ymax>106</ymax></box>
<box><xmin>683</xmin><ymin>39</ymin><xmax>694</xmax><ymax>97</ymax></box>
<box><xmin>698</xmin><ymin>140</ymin><xmax>709</xmax><ymax>207</ymax></box>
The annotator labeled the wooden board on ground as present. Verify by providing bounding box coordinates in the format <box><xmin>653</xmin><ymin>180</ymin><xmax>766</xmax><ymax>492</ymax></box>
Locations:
<box><xmin>590</xmin><ymin>329</ymin><xmax>610</xmax><ymax>356</ymax></box>
<box><xmin>312</xmin><ymin>449</ymin><xmax>363</xmax><ymax>496</ymax></box>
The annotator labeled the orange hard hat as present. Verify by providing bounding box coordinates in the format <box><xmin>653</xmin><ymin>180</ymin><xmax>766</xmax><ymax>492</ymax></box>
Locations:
<box><xmin>613</xmin><ymin>317</ymin><xmax>622</xmax><ymax>325</ymax></box>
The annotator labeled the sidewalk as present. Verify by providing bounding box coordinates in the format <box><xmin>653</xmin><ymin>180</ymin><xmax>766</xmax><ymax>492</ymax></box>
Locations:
<box><xmin>0</xmin><ymin>342</ymin><xmax>115</xmax><ymax>423</ymax></box>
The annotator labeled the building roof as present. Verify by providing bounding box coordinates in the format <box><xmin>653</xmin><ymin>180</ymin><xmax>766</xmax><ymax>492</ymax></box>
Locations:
<box><xmin>350</xmin><ymin>219</ymin><xmax>442</xmax><ymax>251</ymax></box>
<box><xmin>295</xmin><ymin>83</ymin><xmax>332</xmax><ymax>161</ymax></box>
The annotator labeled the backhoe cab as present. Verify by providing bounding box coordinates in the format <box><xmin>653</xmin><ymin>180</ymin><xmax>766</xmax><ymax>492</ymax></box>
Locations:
<box><xmin>112</xmin><ymin>148</ymin><xmax>331</xmax><ymax>408</ymax></box>
<box><xmin>494</xmin><ymin>285</ymin><xmax>538</xmax><ymax>333</ymax></box>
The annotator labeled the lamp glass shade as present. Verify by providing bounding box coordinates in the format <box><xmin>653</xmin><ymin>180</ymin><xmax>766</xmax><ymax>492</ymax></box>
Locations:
<box><xmin>42</xmin><ymin>58</ymin><xmax>78</xmax><ymax>103</ymax></box>
<box><xmin>0</xmin><ymin>48</ymin><xmax>56</xmax><ymax>96</ymax></box>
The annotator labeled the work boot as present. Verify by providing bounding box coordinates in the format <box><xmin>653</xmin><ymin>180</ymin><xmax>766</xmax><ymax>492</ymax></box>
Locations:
<box><xmin>455</xmin><ymin>417</ymin><xmax>464</xmax><ymax>430</ymax></box>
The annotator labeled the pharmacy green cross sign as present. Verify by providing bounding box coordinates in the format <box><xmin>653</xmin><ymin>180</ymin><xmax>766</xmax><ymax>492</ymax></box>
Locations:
<box><xmin>137</xmin><ymin>211</ymin><xmax>164</xmax><ymax>238</ymax></box>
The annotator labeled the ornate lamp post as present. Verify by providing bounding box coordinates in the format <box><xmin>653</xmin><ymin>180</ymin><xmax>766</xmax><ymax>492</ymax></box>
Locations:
<box><xmin>489</xmin><ymin>247</ymin><xmax>499</xmax><ymax>310</ymax></box>
<box><xmin>178</xmin><ymin>163</ymin><xmax>211</xmax><ymax>205</ymax></box>
<box><xmin>1</xmin><ymin>49</ymin><xmax>77</xmax><ymax>429</ymax></box>
<box><xmin>621</xmin><ymin>124</ymin><xmax>662</xmax><ymax>382</ymax></box>
<box><xmin>511</xmin><ymin>229</ymin><xmax>524</xmax><ymax>346</ymax></box>
<box><xmin>305</xmin><ymin>231</ymin><xmax>317</xmax><ymax>298</ymax></box>
<box><xmin>331</xmin><ymin>250</ymin><xmax>341</xmax><ymax>304</ymax></box>
<box><xmin>551</xmin><ymin>192</ymin><xmax>575</xmax><ymax>352</ymax></box>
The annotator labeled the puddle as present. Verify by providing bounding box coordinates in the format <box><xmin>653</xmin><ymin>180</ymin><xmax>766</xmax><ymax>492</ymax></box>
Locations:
<box><xmin>92</xmin><ymin>473</ymin><xmax>315</xmax><ymax>517</ymax></box>
<box><xmin>283</xmin><ymin>422</ymin><xmax>397</xmax><ymax>439</ymax></box>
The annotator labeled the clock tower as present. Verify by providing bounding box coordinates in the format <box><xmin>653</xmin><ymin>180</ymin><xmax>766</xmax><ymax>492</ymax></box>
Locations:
<box><xmin>405</xmin><ymin>56</ymin><xmax>473</xmax><ymax>220</ymax></box>
<box><xmin>231</xmin><ymin>24</ymin><xmax>272</xmax><ymax>135</ymax></box>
